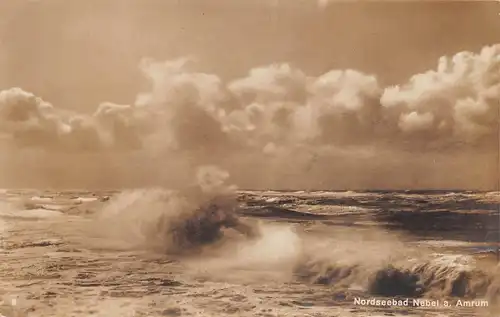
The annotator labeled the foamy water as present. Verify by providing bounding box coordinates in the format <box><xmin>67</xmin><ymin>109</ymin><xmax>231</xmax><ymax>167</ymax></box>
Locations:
<box><xmin>0</xmin><ymin>188</ymin><xmax>499</xmax><ymax>317</ymax></box>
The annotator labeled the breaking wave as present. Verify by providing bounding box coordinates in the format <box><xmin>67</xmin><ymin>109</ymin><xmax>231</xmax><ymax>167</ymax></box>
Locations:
<box><xmin>296</xmin><ymin>252</ymin><xmax>500</xmax><ymax>300</ymax></box>
<box><xmin>84</xmin><ymin>165</ymin><xmax>260</xmax><ymax>255</ymax></box>
<box><xmin>79</xmin><ymin>184</ymin><xmax>500</xmax><ymax>305</ymax></box>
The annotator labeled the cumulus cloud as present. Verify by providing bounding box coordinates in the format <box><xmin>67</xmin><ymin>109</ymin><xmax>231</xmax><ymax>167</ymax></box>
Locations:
<box><xmin>0</xmin><ymin>88</ymin><xmax>150</xmax><ymax>152</ymax></box>
<box><xmin>0</xmin><ymin>44</ymin><xmax>499</xmax><ymax>189</ymax></box>
<box><xmin>381</xmin><ymin>45</ymin><xmax>500</xmax><ymax>149</ymax></box>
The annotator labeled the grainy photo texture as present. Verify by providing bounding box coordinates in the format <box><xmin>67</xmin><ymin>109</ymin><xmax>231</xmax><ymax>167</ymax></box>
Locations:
<box><xmin>0</xmin><ymin>1</ymin><xmax>499</xmax><ymax>316</ymax></box>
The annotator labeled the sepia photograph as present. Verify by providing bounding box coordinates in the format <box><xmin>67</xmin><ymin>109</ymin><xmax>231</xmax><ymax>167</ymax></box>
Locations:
<box><xmin>0</xmin><ymin>0</ymin><xmax>499</xmax><ymax>316</ymax></box>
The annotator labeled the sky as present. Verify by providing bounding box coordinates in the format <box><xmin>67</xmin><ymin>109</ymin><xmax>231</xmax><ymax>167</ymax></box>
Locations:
<box><xmin>0</xmin><ymin>0</ymin><xmax>499</xmax><ymax>190</ymax></box>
